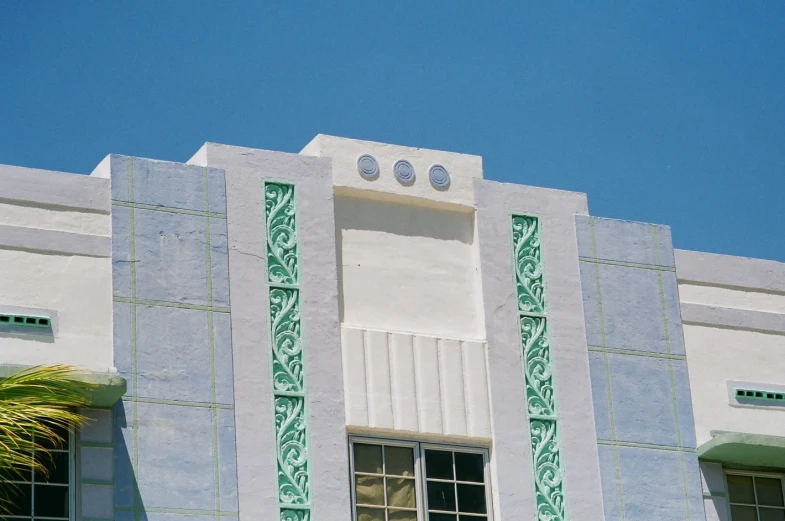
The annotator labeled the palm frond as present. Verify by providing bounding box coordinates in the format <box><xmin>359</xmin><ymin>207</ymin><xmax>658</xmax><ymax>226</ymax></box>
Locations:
<box><xmin>0</xmin><ymin>365</ymin><xmax>97</xmax><ymax>510</ymax></box>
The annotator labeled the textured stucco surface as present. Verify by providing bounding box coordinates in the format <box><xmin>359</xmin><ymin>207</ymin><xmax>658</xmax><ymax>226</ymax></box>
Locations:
<box><xmin>475</xmin><ymin>180</ymin><xmax>605</xmax><ymax>521</ymax></box>
<box><xmin>0</xmin><ymin>163</ymin><xmax>113</xmax><ymax>371</ymax></box>
<box><xmin>676</xmin><ymin>249</ymin><xmax>785</xmax><ymax>448</ymax></box>
<box><xmin>335</xmin><ymin>194</ymin><xmax>484</xmax><ymax>339</ymax></box>
<box><xmin>578</xmin><ymin>215</ymin><xmax>705</xmax><ymax>521</ymax></box>
<box><xmin>193</xmin><ymin>143</ymin><xmax>350</xmax><ymax>520</ymax></box>
<box><xmin>0</xmin><ymin>162</ymin><xmax>110</xmax><ymax>212</ymax></box>
<box><xmin>302</xmin><ymin>134</ymin><xmax>483</xmax><ymax>208</ymax></box>
<box><xmin>110</xmin><ymin>155</ymin><xmax>238</xmax><ymax>520</ymax></box>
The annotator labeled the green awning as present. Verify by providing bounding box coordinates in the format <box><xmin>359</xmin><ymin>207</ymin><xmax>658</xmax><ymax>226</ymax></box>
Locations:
<box><xmin>0</xmin><ymin>364</ymin><xmax>126</xmax><ymax>408</ymax></box>
<box><xmin>698</xmin><ymin>432</ymin><xmax>785</xmax><ymax>469</ymax></box>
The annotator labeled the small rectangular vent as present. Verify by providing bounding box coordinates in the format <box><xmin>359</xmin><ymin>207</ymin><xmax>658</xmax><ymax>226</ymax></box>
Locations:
<box><xmin>0</xmin><ymin>314</ymin><xmax>51</xmax><ymax>328</ymax></box>
<box><xmin>736</xmin><ymin>388</ymin><xmax>785</xmax><ymax>403</ymax></box>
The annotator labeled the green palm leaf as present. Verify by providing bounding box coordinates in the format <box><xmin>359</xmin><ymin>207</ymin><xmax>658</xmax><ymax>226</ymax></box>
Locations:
<box><xmin>0</xmin><ymin>365</ymin><xmax>97</xmax><ymax>511</ymax></box>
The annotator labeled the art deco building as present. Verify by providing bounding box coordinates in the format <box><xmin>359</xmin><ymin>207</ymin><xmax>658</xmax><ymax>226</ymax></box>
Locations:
<box><xmin>0</xmin><ymin>135</ymin><xmax>782</xmax><ymax>521</ymax></box>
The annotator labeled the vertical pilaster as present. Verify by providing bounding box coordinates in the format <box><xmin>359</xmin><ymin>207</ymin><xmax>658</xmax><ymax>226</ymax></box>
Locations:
<box><xmin>475</xmin><ymin>179</ymin><xmax>605</xmax><ymax>521</ymax></box>
<box><xmin>196</xmin><ymin>144</ymin><xmax>349</xmax><ymax>521</ymax></box>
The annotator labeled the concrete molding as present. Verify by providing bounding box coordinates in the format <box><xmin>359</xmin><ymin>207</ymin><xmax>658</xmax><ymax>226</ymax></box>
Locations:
<box><xmin>474</xmin><ymin>178</ymin><xmax>603</xmax><ymax>521</ymax></box>
<box><xmin>200</xmin><ymin>143</ymin><xmax>350</xmax><ymax>521</ymax></box>
<box><xmin>676</xmin><ymin>249</ymin><xmax>785</xmax><ymax>293</ymax></box>
<box><xmin>681</xmin><ymin>302</ymin><xmax>785</xmax><ymax>335</ymax></box>
<box><xmin>0</xmin><ymin>224</ymin><xmax>110</xmax><ymax>257</ymax></box>
<box><xmin>698</xmin><ymin>431</ymin><xmax>785</xmax><ymax>469</ymax></box>
<box><xmin>0</xmin><ymin>163</ymin><xmax>110</xmax><ymax>212</ymax></box>
<box><xmin>0</xmin><ymin>364</ymin><xmax>126</xmax><ymax>408</ymax></box>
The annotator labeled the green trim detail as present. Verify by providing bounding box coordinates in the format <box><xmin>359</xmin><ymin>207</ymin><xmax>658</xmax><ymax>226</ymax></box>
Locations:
<box><xmin>0</xmin><ymin>364</ymin><xmax>126</xmax><ymax>408</ymax></box>
<box><xmin>578</xmin><ymin>256</ymin><xmax>676</xmax><ymax>272</ymax></box>
<box><xmin>265</xmin><ymin>183</ymin><xmax>299</xmax><ymax>285</ymax></box>
<box><xmin>280</xmin><ymin>507</ymin><xmax>311</xmax><ymax>520</ymax></box>
<box><xmin>0</xmin><ymin>313</ymin><xmax>51</xmax><ymax>328</ymax></box>
<box><xmin>735</xmin><ymin>388</ymin><xmax>785</xmax><ymax>403</ymax></box>
<box><xmin>264</xmin><ymin>182</ymin><xmax>311</xmax><ymax>519</ymax></box>
<box><xmin>115</xmin><ymin>506</ymin><xmax>239</xmax><ymax>517</ymax></box>
<box><xmin>512</xmin><ymin>215</ymin><xmax>566</xmax><ymax>521</ymax></box>
<box><xmin>698</xmin><ymin>432</ymin><xmax>785</xmax><ymax>469</ymax></box>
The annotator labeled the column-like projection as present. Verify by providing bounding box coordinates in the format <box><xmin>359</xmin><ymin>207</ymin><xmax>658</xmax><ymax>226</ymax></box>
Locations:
<box><xmin>264</xmin><ymin>181</ymin><xmax>311</xmax><ymax>521</ymax></box>
<box><xmin>512</xmin><ymin>215</ymin><xmax>566</xmax><ymax>521</ymax></box>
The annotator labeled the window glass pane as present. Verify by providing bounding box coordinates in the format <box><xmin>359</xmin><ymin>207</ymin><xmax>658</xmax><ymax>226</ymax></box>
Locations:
<box><xmin>454</xmin><ymin>452</ymin><xmax>484</xmax><ymax>483</ymax></box>
<box><xmin>760</xmin><ymin>508</ymin><xmax>785</xmax><ymax>521</ymax></box>
<box><xmin>35</xmin><ymin>450</ymin><xmax>69</xmax><ymax>484</ymax></box>
<box><xmin>757</xmin><ymin>478</ymin><xmax>785</xmax><ymax>507</ymax></box>
<box><xmin>1</xmin><ymin>467</ymin><xmax>31</xmax><ymax>483</ymax></box>
<box><xmin>37</xmin><ymin>424</ymin><xmax>69</xmax><ymax>450</ymax></box>
<box><xmin>355</xmin><ymin>444</ymin><xmax>383</xmax><ymax>474</ymax></box>
<box><xmin>429</xmin><ymin>514</ymin><xmax>457</xmax><ymax>521</ymax></box>
<box><xmin>456</xmin><ymin>483</ymin><xmax>487</xmax><ymax>514</ymax></box>
<box><xmin>389</xmin><ymin>509</ymin><xmax>418</xmax><ymax>521</ymax></box>
<box><xmin>427</xmin><ymin>480</ymin><xmax>456</xmax><ymax>512</ymax></box>
<box><xmin>357</xmin><ymin>507</ymin><xmax>385</xmax><ymax>521</ymax></box>
<box><xmin>386</xmin><ymin>446</ymin><xmax>415</xmax><ymax>477</ymax></box>
<box><xmin>425</xmin><ymin>450</ymin><xmax>454</xmax><ymax>480</ymax></box>
<box><xmin>731</xmin><ymin>505</ymin><xmax>758</xmax><ymax>521</ymax></box>
<box><xmin>4</xmin><ymin>483</ymin><xmax>32</xmax><ymax>515</ymax></box>
<box><xmin>356</xmin><ymin>475</ymin><xmax>385</xmax><ymax>506</ymax></box>
<box><xmin>34</xmin><ymin>484</ymin><xmax>69</xmax><ymax>517</ymax></box>
<box><xmin>728</xmin><ymin>475</ymin><xmax>756</xmax><ymax>504</ymax></box>
<box><xmin>387</xmin><ymin>477</ymin><xmax>417</xmax><ymax>509</ymax></box>
<box><xmin>459</xmin><ymin>517</ymin><xmax>487</xmax><ymax>521</ymax></box>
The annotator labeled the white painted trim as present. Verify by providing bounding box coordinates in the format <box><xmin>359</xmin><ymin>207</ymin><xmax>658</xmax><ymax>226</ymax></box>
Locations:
<box><xmin>681</xmin><ymin>303</ymin><xmax>785</xmax><ymax>335</ymax></box>
<box><xmin>0</xmin><ymin>163</ymin><xmax>110</xmax><ymax>213</ymax></box>
<box><xmin>676</xmin><ymin>249</ymin><xmax>785</xmax><ymax>293</ymax></box>
<box><xmin>0</xmin><ymin>224</ymin><xmax>110</xmax><ymax>257</ymax></box>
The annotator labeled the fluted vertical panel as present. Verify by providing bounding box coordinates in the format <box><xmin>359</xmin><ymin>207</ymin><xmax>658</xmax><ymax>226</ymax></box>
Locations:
<box><xmin>340</xmin><ymin>326</ymin><xmax>492</xmax><ymax>439</ymax></box>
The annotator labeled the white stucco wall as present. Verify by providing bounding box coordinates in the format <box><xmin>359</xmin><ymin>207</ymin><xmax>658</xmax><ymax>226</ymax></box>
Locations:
<box><xmin>335</xmin><ymin>194</ymin><xmax>484</xmax><ymax>340</ymax></box>
<box><xmin>302</xmin><ymin>134</ymin><xmax>483</xmax><ymax>208</ymax></box>
<box><xmin>0</xmin><ymin>164</ymin><xmax>113</xmax><ymax>372</ymax></box>
<box><xmin>309</xmin><ymin>137</ymin><xmax>491</xmax><ymax>445</ymax></box>
<box><xmin>676</xmin><ymin>250</ymin><xmax>785</xmax><ymax>446</ymax></box>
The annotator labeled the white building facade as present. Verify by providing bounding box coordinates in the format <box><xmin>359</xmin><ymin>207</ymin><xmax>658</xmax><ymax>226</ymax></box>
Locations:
<box><xmin>0</xmin><ymin>135</ymin><xmax>782</xmax><ymax>521</ymax></box>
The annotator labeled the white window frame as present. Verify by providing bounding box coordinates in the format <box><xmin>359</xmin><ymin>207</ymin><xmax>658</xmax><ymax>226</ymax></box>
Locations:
<box><xmin>725</xmin><ymin>469</ymin><xmax>785</xmax><ymax>521</ymax></box>
<box><xmin>0</xmin><ymin>429</ymin><xmax>75</xmax><ymax>521</ymax></box>
<box><xmin>349</xmin><ymin>435</ymin><xmax>494</xmax><ymax>521</ymax></box>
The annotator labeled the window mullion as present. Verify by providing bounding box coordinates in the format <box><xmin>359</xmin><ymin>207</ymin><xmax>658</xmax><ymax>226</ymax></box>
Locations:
<box><xmin>452</xmin><ymin>451</ymin><xmax>459</xmax><ymax>516</ymax></box>
<box><xmin>419</xmin><ymin>443</ymin><xmax>428</xmax><ymax>521</ymax></box>
<box><xmin>381</xmin><ymin>446</ymin><xmax>389</xmax><ymax>521</ymax></box>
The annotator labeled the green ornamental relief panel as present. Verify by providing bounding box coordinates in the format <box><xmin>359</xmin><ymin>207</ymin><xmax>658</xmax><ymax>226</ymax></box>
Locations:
<box><xmin>265</xmin><ymin>182</ymin><xmax>311</xmax><ymax>521</ymax></box>
<box><xmin>512</xmin><ymin>215</ymin><xmax>566</xmax><ymax>521</ymax></box>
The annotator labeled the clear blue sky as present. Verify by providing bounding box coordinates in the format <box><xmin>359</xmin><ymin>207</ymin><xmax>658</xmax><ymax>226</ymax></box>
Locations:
<box><xmin>2</xmin><ymin>3</ymin><xmax>784</xmax><ymax>261</ymax></box>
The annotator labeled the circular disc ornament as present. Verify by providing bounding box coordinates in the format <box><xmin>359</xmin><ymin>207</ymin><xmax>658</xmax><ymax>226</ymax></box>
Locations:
<box><xmin>357</xmin><ymin>154</ymin><xmax>380</xmax><ymax>179</ymax></box>
<box><xmin>429</xmin><ymin>164</ymin><xmax>450</xmax><ymax>188</ymax></box>
<box><xmin>393</xmin><ymin>160</ymin><xmax>415</xmax><ymax>184</ymax></box>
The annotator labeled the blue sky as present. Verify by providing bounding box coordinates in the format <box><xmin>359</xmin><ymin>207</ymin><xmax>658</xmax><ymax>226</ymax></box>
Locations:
<box><xmin>2</xmin><ymin>3</ymin><xmax>784</xmax><ymax>260</ymax></box>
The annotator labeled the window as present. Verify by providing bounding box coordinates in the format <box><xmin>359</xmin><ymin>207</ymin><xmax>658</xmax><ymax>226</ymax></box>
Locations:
<box><xmin>350</xmin><ymin>438</ymin><xmax>491</xmax><ymax>521</ymax></box>
<box><xmin>0</xmin><ymin>429</ymin><xmax>72</xmax><ymax>520</ymax></box>
<box><xmin>727</xmin><ymin>472</ymin><xmax>785</xmax><ymax>521</ymax></box>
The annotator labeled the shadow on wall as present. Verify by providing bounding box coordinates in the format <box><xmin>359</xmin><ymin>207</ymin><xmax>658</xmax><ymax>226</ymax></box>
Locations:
<box><xmin>113</xmin><ymin>403</ymin><xmax>147</xmax><ymax>520</ymax></box>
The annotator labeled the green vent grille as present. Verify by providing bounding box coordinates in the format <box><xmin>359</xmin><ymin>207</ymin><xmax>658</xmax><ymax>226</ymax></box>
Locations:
<box><xmin>736</xmin><ymin>388</ymin><xmax>785</xmax><ymax>403</ymax></box>
<box><xmin>0</xmin><ymin>314</ymin><xmax>51</xmax><ymax>328</ymax></box>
